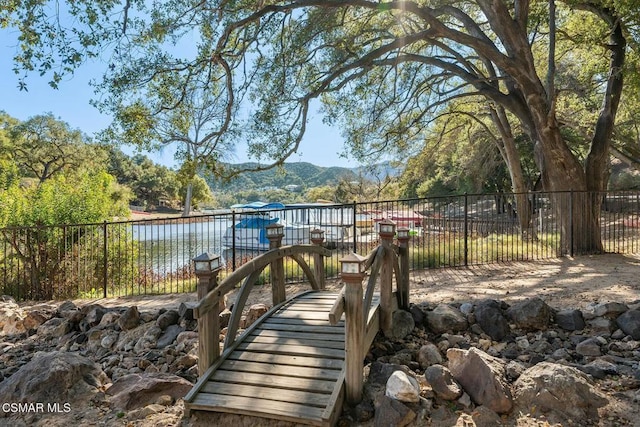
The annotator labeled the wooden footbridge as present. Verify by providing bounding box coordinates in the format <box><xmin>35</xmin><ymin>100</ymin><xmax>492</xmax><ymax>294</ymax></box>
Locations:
<box><xmin>183</xmin><ymin>222</ymin><xmax>411</xmax><ymax>426</ymax></box>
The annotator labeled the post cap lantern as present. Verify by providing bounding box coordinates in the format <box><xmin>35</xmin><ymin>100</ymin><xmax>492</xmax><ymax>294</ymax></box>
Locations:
<box><xmin>340</xmin><ymin>252</ymin><xmax>366</xmax><ymax>277</ymax></box>
<box><xmin>310</xmin><ymin>228</ymin><xmax>325</xmax><ymax>244</ymax></box>
<box><xmin>192</xmin><ymin>252</ymin><xmax>222</xmax><ymax>275</ymax></box>
<box><xmin>266</xmin><ymin>222</ymin><xmax>285</xmax><ymax>238</ymax></box>
<box><xmin>396</xmin><ymin>227</ymin><xmax>411</xmax><ymax>240</ymax></box>
<box><xmin>378</xmin><ymin>218</ymin><xmax>396</xmax><ymax>237</ymax></box>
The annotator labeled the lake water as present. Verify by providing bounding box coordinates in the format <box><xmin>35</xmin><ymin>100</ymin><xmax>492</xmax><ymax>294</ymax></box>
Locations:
<box><xmin>130</xmin><ymin>218</ymin><xmax>232</xmax><ymax>273</ymax></box>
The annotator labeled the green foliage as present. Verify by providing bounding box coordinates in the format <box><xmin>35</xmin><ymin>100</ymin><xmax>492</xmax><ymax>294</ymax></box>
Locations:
<box><xmin>3</xmin><ymin>113</ymin><xmax>106</xmax><ymax>183</ymax></box>
<box><xmin>399</xmin><ymin>102</ymin><xmax>524</xmax><ymax>199</ymax></box>
<box><xmin>0</xmin><ymin>171</ymin><xmax>128</xmax><ymax>227</ymax></box>
<box><xmin>0</xmin><ymin>159</ymin><xmax>19</xmax><ymax>191</ymax></box>
<box><xmin>0</xmin><ymin>170</ymin><xmax>133</xmax><ymax>299</ymax></box>
<box><xmin>179</xmin><ymin>174</ymin><xmax>214</xmax><ymax>209</ymax></box>
<box><xmin>106</xmin><ymin>149</ymin><xmax>180</xmax><ymax>208</ymax></box>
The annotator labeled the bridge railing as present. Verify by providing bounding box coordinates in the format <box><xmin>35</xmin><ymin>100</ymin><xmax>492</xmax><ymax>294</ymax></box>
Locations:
<box><xmin>183</xmin><ymin>229</ymin><xmax>332</xmax><ymax>381</ymax></box>
<box><xmin>329</xmin><ymin>220</ymin><xmax>410</xmax><ymax>404</ymax></box>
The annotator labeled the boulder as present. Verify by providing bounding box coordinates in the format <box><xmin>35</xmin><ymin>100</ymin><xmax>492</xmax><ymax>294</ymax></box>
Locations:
<box><xmin>616</xmin><ymin>309</ymin><xmax>640</xmax><ymax>340</ymax></box>
<box><xmin>79</xmin><ymin>304</ymin><xmax>107</xmax><ymax>331</ymax></box>
<box><xmin>575</xmin><ymin>337</ymin><xmax>602</xmax><ymax>357</ymax></box>
<box><xmin>585</xmin><ymin>302</ymin><xmax>629</xmax><ymax>319</ymax></box>
<box><xmin>240</xmin><ymin>304</ymin><xmax>269</xmax><ymax>328</ymax></box>
<box><xmin>57</xmin><ymin>300</ymin><xmax>82</xmax><ymax>322</ymax></box>
<box><xmin>587</xmin><ymin>317</ymin><xmax>617</xmax><ymax>335</ymax></box>
<box><xmin>385</xmin><ymin>370</ymin><xmax>420</xmax><ymax>403</ymax></box>
<box><xmin>365</xmin><ymin>362</ymin><xmax>412</xmax><ymax>402</ymax></box>
<box><xmin>506</xmin><ymin>297</ymin><xmax>554</xmax><ymax>331</ymax></box>
<box><xmin>0</xmin><ymin>351</ymin><xmax>107</xmax><ymax>406</ymax></box>
<box><xmin>156</xmin><ymin>309</ymin><xmax>180</xmax><ymax>330</ymax></box>
<box><xmin>409</xmin><ymin>304</ymin><xmax>425</xmax><ymax>325</ymax></box>
<box><xmin>424</xmin><ymin>364</ymin><xmax>462</xmax><ymax>401</ymax></box>
<box><xmin>474</xmin><ymin>300</ymin><xmax>511</xmax><ymax>341</ymax></box>
<box><xmin>470</xmin><ymin>405</ymin><xmax>503</xmax><ymax>427</ymax></box>
<box><xmin>118</xmin><ymin>306</ymin><xmax>141</xmax><ymax>331</ymax></box>
<box><xmin>554</xmin><ymin>309</ymin><xmax>585</xmax><ymax>331</ymax></box>
<box><xmin>106</xmin><ymin>372</ymin><xmax>193</xmax><ymax>410</ymax></box>
<box><xmin>426</xmin><ymin>304</ymin><xmax>468</xmax><ymax>335</ymax></box>
<box><xmin>157</xmin><ymin>324</ymin><xmax>184</xmax><ymax>349</ymax></box>
<box><xmin>374</xmin><ymin>395</ymin><xmax>416</xmax><ymax>427</ymax></box>
<box><xmin>581</xmin><ymin>359</ymin><xmax>619</xmax><ymax>379</ymax></box>
<box><xmin>36</xmin><ymin>317</ymin><xmax>71</xmax><ymax>338</ymax></box>
<box><xmin>23</xmin><ymin>306</ymin><xmax>54</xmax><ymax>331</ymax></box>
<box><xmin>417</xmin><ymin>343</ymin><xmax>443</xmax><ymax>369</ymax></box>
<box><xmin>0</xmin><ymin>298</ymin><xmax>26</xmax><ymax>336</ymax></box>
<box><xmin>513</xmin><ymin>362</ymin><xmax>608</xmax><ymax>425</ymax></box>
<box><xmin>447</xmin><ymin>347</ymin><xmax>513</xmax><ymax>414</ymax></box>
<box><xmin>389</xmin><ymin>310</ymin><xmax>415</xmax><ymax>340</ymax></box>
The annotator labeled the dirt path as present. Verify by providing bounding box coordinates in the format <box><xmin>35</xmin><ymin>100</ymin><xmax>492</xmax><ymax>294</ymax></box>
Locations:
<box><xmin>73</xmin><ymin>253</ymin><xmax>640</xmax><ymax>312</ymax></box>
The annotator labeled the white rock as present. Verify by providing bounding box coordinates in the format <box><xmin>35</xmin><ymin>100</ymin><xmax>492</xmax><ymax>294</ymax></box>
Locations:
<box><xmin>385</xmin><ymin>370</ymin><xmax>420</xmax><ymax>403</ymax></box>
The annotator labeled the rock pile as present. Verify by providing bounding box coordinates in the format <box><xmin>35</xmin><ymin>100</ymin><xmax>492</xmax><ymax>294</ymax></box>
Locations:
<box><xmin>0</xmin><ymin>294</ymin><xmax>638</xmax><ymax>426</ymax></box>
<box><xmin>0</xmin><ymin>296</ymin><xmax>269</xmax><ymax>425</ymax></box>
<box><xmin>349</xmin><ymin>296</ymin><xmax>640</xmax><ymax>426</ymax></box>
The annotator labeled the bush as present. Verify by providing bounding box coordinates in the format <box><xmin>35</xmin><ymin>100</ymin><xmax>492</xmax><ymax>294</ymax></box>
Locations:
<box><xmin>0</xmin><ymin>171</ymin><xmax>133</xmax><ymax>300</ymax></box>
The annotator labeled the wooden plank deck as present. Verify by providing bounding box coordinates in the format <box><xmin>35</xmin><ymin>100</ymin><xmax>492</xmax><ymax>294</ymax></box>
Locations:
<box><xmin>184</xmin><ymin>290</ymin><xmax>380</xmax><ymax>426</ymax></box>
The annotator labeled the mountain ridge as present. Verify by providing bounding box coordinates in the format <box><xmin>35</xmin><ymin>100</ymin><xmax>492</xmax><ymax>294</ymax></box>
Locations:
<box><xmin>206</xmin><ymin>161</ymin><xmax>375</xmax><ymax>191</ymax></box>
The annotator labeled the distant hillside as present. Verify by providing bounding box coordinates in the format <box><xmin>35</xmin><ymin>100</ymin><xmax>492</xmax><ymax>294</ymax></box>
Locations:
<box><xmin>206</xmin><ymin>162</ymin><xmax>360</xmax><ymax>192</ymax></box>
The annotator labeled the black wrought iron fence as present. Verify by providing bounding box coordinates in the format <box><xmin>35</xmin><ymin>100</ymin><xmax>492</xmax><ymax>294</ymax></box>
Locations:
<box><xmin>2</xmin><ymin>190</ymin><xmax>639</xmax><ymax>300</ymax></box>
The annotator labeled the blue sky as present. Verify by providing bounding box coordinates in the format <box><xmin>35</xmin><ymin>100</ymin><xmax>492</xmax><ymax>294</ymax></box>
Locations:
<box><xmin>0</xmin><ymin>35</ymin><xmax>358</xmax><ymax>169</ymax></box>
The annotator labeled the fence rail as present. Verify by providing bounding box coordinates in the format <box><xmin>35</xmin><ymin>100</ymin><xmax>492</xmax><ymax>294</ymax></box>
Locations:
<box><xmin>2</xmin><ymin>190</ymin><xmax>640</xmax><ymax>300</ymax></box>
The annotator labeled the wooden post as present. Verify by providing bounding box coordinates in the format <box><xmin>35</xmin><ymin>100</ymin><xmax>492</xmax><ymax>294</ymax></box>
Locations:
<box><xmin>310</xmin><ymin>229</ymin><xmax>326</xmax><ymax>290</ymax></box>
<box><xmin>267</xmin><ymin>223</ymin><xmax>286</xmax><ymax>305</ymax></box>
<box><xmin>378</xmin><ymin>219</ymin><xmax>396</xmax><ymax>336</ymax></box>
<box><xmin>343</xmin><ymin>272</ymin><xmax>365</xmax><ymax>404</ymax></box>
<box><xmin>397</xmin><ymin>228</ymin><xmax>411</xmax><ymax>310</ymax></box>
<box><xmin>196</xmin><ymin>270</ymin><xmax>221</xmax><ymax>378</ymax></box>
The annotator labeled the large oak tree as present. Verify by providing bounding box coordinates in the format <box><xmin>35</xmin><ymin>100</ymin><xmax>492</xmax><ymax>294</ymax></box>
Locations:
<box><xmin>2</xmin><ymin>0</ymin><xmax>637</xmax><ymax>253</ymax></box>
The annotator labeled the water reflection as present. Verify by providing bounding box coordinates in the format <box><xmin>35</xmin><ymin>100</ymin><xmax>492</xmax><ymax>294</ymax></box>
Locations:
<box><xmin>130</xmin><ymin>218</ymin><xmax>231</xmax><ymax>273</ymax></box>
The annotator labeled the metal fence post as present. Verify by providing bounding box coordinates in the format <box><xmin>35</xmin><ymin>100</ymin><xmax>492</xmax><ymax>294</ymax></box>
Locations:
<box><xmin>352</xmin><ymin>200</ymin><xmax>357</xmax><ymax>252</ymax></box>
<box><xmin>231</xmin><ymin>210</ymin><xmax>236</xmax><ymax>271</ymax></box>
<box><xmin>464</xmin><ymin>193</ymin><xmax>468</xmax><ymax>267</ymax></box>
<box><xmin>103</xmin><ymin>221</ymin><xmax>108</xmax><ymax>298</ymax></box>
<box><xmin>569</xmin><ymin>190</ymin><xmax>574</xmax><ymax>257</ymax></box>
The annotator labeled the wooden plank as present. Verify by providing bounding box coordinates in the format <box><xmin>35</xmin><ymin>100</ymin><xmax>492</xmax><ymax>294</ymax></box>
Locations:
<box><xmin>211</xmin><ymin>369</ymin><xmax>336</xmax><ymax>393</ymax></box>
<box><xmin>243</xmin><ymin>334</ymin><xmax>345</xmax><ymax>350</ymax></box>
<box><xmin>251</xmin><ymin>328</ymin><xmax>345</xmax><ymax>342</ymax></box>
<box><xmin>219</xmin><ymin>359</ymin><xmax>341</xmax><ymax>380</ymax></box>
<box><xmin>227</xmin><ymin>351</ymin><xmax>345</xmax><ymax>370</ymax></box>
<box><xmin>190</xmin><ymin>393</ymin><xmax>326</xmax><ymax>425</ymax></box>
<box><xmin>286</xmin><ymin>298</ymin><xmax>336</xmax><ymax>305</ymax></box>
<box><xmin>261</xmin><ymin>317</ymin><xmax>344</xmax><ymax>333</ymax></box>
<box><xmin>295</xmin><ymin>292</ymin><xmax>340</xmax><ymax>300</ymax></box>
<box><xmin>321</xmin><ymin>368</ymin><xmax>346</xmax><ymax>425</ymax></box>
<box><xmin>202</xmin><ymin>381</ymin><xmax>332</xmax><ymax>407</ymax></box>
<box><xmin>259</xmin><ymin>322</ymin><xmax>345</xmax><ymax>335</ymax></box>
<box><xmin>235</xmin><ymin>341</ymin><xmax>345</xmax><ymax>359</ymax></box>
<box><xmin>279</xmin><ymin>304</ymin><xmax>335</xmax><ymax>312</ymax></box>
<box><xmin>185</xmin><ymin>292</ymin><xmax>298</xmax><ymax>404</ymax></box>
<box><xmin>272</xmin><ymin>309</ymin><xmax>335</xmax><ymax>319</ymax></box>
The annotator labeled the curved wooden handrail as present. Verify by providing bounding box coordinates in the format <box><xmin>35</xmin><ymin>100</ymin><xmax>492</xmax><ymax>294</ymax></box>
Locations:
<box><xmin>363</xmin><ymin>246</ymin><xmax>386</xmax><ymax>314</ymax></box>
<box><xmin>193</xmin><ymin>244</ymin><xmax>331</xmax><ymax>318</ymax></box>
<box><xmin>223</xmin><ymin>267</ymin><xmax>269</xmax><ymax>349</ymax></box>
<box><xmin>329</xmin><ymin>243</ymin><xmax>403</xmax><ymax>328</ymax></box>
<box><xmin>289</xmin><ymin>253</ymin><xmax>322</xmax><ymax>291</ymax></box>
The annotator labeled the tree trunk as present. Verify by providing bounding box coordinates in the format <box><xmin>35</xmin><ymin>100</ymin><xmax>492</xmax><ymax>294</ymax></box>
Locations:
<box><xmin>182</xmin><ymin>182</ymin><xmax>193</xmax><ymax>217</ymax></box>
<box><xmin>489</xmin><ymin>107</ymin><xmax>533</xmax><ymax>235</ymax></box>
